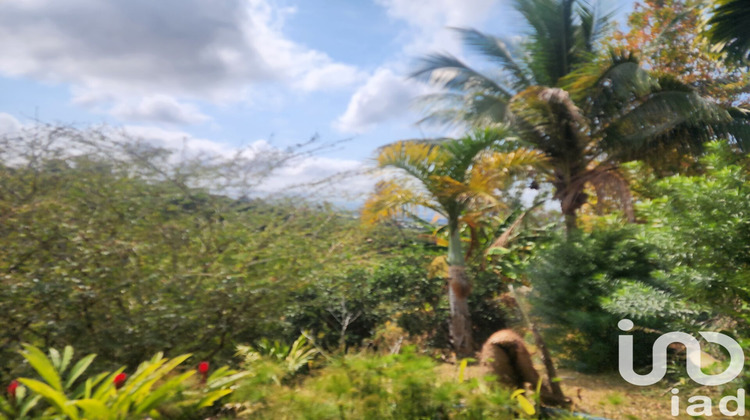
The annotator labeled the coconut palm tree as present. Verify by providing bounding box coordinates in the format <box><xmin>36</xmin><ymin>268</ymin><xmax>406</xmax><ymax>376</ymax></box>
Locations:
<box><xmin>362</xmin><ymin>127</ymin><xmax>544</xmax><ymax>356</ymax></box>
<box><xmin>413</xmin><ymin>0</ymin><xmax>750</xmax><ymax>232</ymax></box>
<box><xmin>706</xmin><ymin>0</ymin><xmax>750</xmax><ymax>64</ymax></box>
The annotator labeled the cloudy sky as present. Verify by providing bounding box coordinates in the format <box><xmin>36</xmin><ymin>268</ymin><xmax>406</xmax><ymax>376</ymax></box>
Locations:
<box><xmin>0</xmin><ymin>0</ymin><xmax>633</xmax><ymax>198</ymax></box>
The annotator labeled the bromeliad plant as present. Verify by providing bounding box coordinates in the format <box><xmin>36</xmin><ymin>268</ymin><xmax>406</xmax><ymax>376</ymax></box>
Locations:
<box><xmin>0</xmin><ymin>344</ymin><xmax>249</xmax><ymax>420</ymax></box>
<box><xmin>236</xmin><ymin>334</ymin><xmax>319</xmax><ymax>383</ymax></box>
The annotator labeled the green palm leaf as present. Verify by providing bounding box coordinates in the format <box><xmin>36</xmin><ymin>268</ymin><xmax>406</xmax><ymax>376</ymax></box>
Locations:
<box><xmin>411</xmin><ymin>54</ymin><xmax>513</xmax><ymax>99</ymax></box>
<box><xmin>454</xmin><ymin>27</ymin><xmax>532</xmax><ymax>90</ymax></box>
<box><xmin>706</xmin><ymin>0</ymin><xmax>750</xmax><ymax>63</ymax></box>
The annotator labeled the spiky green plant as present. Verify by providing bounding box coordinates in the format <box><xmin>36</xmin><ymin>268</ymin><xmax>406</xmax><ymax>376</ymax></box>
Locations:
<box><xmin>0</xmin><ymin>344</ymin><xmax>248</xmax><ymax>420</ymax></box>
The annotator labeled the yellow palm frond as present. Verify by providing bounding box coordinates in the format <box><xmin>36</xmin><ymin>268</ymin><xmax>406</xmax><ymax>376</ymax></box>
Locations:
<box><xmin>361</xmin><ymin>180</ymin><xmax>442</xmax><ymax>225</ymax></box>
<box><xmin>431</xmin><ymin>173</ymin><xmax>501</xmax><ymax>210</ymax></box>
<box><xmin>431</xmin><ymin>148</ymin><xmax>547</xmax><ymax>209</ymax></box>
<box><xmin>376</xmin><ymin>141</ymin><xmax>446</xmax><ymax>184</ymax></box>
<box><xmin>476</xmin><ymin>148</ymin><xmax>548</xmax><ymax>173</ymax></box>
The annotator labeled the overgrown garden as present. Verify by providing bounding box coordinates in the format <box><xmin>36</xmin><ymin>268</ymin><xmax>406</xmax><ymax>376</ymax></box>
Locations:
<box><xmin>1</xmin><ymin>0</ymin><xmax>749</xmax><ymax>418</ymax></box>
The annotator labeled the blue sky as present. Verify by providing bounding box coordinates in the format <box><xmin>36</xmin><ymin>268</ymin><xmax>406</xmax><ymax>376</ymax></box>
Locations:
<box><xmin>0</xmin><ymin>0</ymin><xmax>635</xmax><ymax>198</ymax></box>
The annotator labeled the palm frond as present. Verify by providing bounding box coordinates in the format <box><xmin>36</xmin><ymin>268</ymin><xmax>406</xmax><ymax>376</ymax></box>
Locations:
<box><xmin>361</xmin><ymin>180</ymin><xmax>442</xmax><ymax>224</ymax></box>
<box><xmin>562</xmin><ymin>50</ymin><xmax>653</xmax><ymax>115</ymax></box>
<box><xmin>453</xmin><ymin>27</ymin><xmax>532</xmax><ymax>91</ymax></box>
<box><xmin>442</xmin><ymin>126</ymin><xmax>517</xmax><ymax>181</ymax></box>
<box><xmin>514</xmin><ymin>0</ymin><xmax>577</xmax><ymax>85</ymax></box>
<box><xmin>705</xmin><ymin>0</ymin><xmax>750</xmax><ymax>64</ymax></box>
<box><xmin>474</xmin><ymin>148</ymin><xmax>549</xmax><ymax>177</ymax></box>
<box><xmin>415</xmin><ymin>92</ymin><xmax>509</xmax><ymax>128</ymax></box>
<box><xmin>434</xmin><ymin>147</ymin><xmax>546</xmax><ymax>211</ymax></box>
<box><xmin>375</xmin><ymin>140</ymin><xmax>448</xmax><ymax>183</ymax></box>
<box><xmin>486</xmin><ymin>207</ymin><xmax>529</xmax><ymax>251</ymax></box>
<box><xmin>723</xmin><ymin>107</ymin><xmax>750</xmax><ymax>152</ymax></box>
<box><xmin>410</xmin><ymin>53</ymin><xmax>513</xmax><ymax>99</ymax></box>
<box><xmin>575</xmin><ymin>0</ymin><xmax>614</xmax><ymax>53</ymax></box>
<box><xmin>429</xmin><ymin>173</ymin><xmax>501</xmax><ymax>210</ymax></box>
<box><xmin>508</xmin><ymin>86</ymin><xmax>591</xmax><ymax>159</ymax></box>
<box><xmin>601</xmin><ymin>87</ymin><xmax>730</xmax><ymax>161</ymax></box>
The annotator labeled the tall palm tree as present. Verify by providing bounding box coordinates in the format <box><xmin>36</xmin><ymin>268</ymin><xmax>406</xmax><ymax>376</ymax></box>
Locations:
<box><xmin>414</xmin><ymin>0</ymin><xmax>750</xmax><ymax>232</ymax></box>
<box><xmin>706</xmin><ymin>0</ymin><xmax>750</xmax><ymax>64</ymax></box>
<box><xmin>362</xmin><ymin>128</ymin><xmax>544</xmax><ymax>356</ymax></box>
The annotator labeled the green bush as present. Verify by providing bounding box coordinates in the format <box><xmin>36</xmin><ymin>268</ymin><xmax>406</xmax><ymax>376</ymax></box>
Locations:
<box><xmin>230</xmin><ymin>347</ymin><xmax>556</xmax><ymax>419</ymax></box>
<box><xmin>529</xmin><ymin>226</ymin><xmax>670</xmax><ymax>372</ymax></box>
<box><xmin>638</xmin><ymin>142</ymin><xmax>750</xmax><ymax>328</ymax></box>
<box><xmin>0</xmin><ymin>137</ymin><xmax>417</xmax><ymax>380</ymax></box>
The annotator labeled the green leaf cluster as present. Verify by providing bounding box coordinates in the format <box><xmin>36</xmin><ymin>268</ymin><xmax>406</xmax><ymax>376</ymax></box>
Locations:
<box><xmin>0</xmin><ymin>344</ymin><xmax>247</xmax><ymax>419</ymax></box>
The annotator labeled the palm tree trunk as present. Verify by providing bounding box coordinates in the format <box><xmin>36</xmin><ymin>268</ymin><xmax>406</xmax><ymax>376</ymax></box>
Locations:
<box><xmin>447</xmin><ymin>222</ymin><xmax>474</xmax><ymax>357</ymax></box>
<box><xmin>555</xmin><ymin>170</ymin><xmax>583</xmax><ymax>235</ymax></box>
<box><xmin>510</xmin><ymin>285</ymin><xmax>568</xmax><ymax>406</ymax></box>
<box><xmin>563</xmin><ymin>212</ymin><xmax>577</xmax><ymax>234</ymax></box>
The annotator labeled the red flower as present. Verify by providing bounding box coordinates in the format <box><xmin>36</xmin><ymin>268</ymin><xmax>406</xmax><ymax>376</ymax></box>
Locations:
<box><xmin>113</xmin><ymin>373</ymin><xmax>127</xmax><ymax>389</ymax></box>
<box><xmin>198</xmin><ymin>361</ymin><xmax>209</xmax><ymax>374</ymax></box>
<box><xmin>7</xmin><ymin>380</ymin><xmax>18</xmax><ymax>398</ymax></box>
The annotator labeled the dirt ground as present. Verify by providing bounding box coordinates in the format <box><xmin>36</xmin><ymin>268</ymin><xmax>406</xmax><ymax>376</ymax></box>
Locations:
<box><xmin>442</xmin><ymin>363</ymin><xmax>726</xmax><ymax>419</ymax></box>
<box><xmin>556</xmin><ymin>368</ymin><xmax>703</xmax><ymax>420</ymax></box>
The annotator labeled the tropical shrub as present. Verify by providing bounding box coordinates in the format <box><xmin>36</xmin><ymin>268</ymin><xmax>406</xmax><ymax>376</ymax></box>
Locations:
<box><xmin>0</xmin><ymin>344</ymin><xmax>247</xmax><ymax>419</ymax></box>
<box><xmin>229</xmin><ymin>347</ymin><xmax>558</xmax><ymax>419</ymax></box>
<box><xmin>638</xmin><ymin>142</ymin><xmax>750</xmax><ymax>327</ymax></box>
<box><xmin>235</xmin><ymin>334</ymin><xmax>319</xmax><ymax>382</ymax></box>
<box><xmin>529</xmin><ymin>226</ymin><xmax>671</xmax><ymax>372</ymax></box>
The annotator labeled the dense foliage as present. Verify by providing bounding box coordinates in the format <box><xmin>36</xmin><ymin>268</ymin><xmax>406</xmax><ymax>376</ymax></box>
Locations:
<box><xmin>532</xmin><ymin>142</ymin><xmax>750</xmax><ymax>372</ymax></box>
<box><xmin>1</xmin><ymin>344</ymin><xmax>247</xmax><ymax>420</ymax></box>
<box><xmin>530</xmin><ymin>226</ymin><xmax>666</xmax><ymax>372</ymax></box>
<box><xmin>0</xmin><ymin>150</ymin><xmax>358</xmax><ymax>375</ymax></box>
<box><xmin>639</xmin><ymin>142</ymin><xmax>750</xmax><ymax>328</ymax></box>
<box><xmin>229</xmin><ymin>346</ymin><xmax>575</xmax><ymax>419</ymax></box>
<box><xmin>0</xmin><ymin>128</ymin><xmax>443</xmax><ymax>382</ymax></box>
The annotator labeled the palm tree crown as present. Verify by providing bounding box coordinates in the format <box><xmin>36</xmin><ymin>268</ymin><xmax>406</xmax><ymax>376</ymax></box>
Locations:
<box><xmin>363</xmin><ymin>128</ymin><xmax>544</xmax><ymax>355</ymax></box>
<box><xmin>413</xmin><ymin>0</ymin><xmax>749</xmax><ymax>231</ymax></box>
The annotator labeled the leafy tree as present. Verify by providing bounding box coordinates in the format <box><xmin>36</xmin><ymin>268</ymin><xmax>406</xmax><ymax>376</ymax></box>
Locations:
<box><xmin>531</xmin><ymin>142</ymin><xmax>750</xmax><ymax>372</ymax></box>
<box><xmin>612</xmin><ymin>0</ymin><xmax>750</xmax><ymax>107</ymax></box>
<box><xmin>413</xmin><ymin>0</ymin><xmax>750</xmax><ymax>231</ymax></box>
<box><xmin>285</xmin><ymin>241</ymin><xmax>451</xmax><ymax>351</ymax></box>
<box><xmin>638</xmin><ymin>141</ymin><xmax>750</xmax><ymax>329</ymax></box>
<box><xmin>362</xmin><ymin>128</ymin><xmax>543</xmax><ymax>355</ymax></box>
<box><xmin>0</xmin><ymin>126</ymin><xmax>383</xmax><ymax>381</ymax></box>
<box><xmin>529</xmin><ymin>225</ymin><xmax>676</xmax><ymax>372</ymax></box>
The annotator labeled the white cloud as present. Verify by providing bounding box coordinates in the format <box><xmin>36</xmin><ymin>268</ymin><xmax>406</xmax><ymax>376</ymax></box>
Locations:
<box><xmin>111</xmin><ymin>96</ymin><xmax>210</xmax><ymax>125</ymax></box>
<box><xmin>294</xmin><ymin>62</ymin><xmax>366</xmax><ymax>92</ymax></box>
<box><xmin>334</xmin><ymin>68</ymin><xmax>422</xmax><ymax>134</ymax></box>
<box><xmin>375</xmin><ymin>0</ymin><xmax>500</xmax><ymax>54</ymax></box>
<box><xmin>0</xmin><ymin>0</ymin><xmax>363</xmax><ymax>122</ymax></box>
<box><xmin>0</xmin><ymin>113</ymin><xmax>21</xmax><ymax>135</ymax></box>
<box><xmin>239</xmin><ymin>0</ymin><xmax>366</xmax><ymax>93</ymax></box>
<box><xmin>333</xmin><ymin>0</ymin><xmax>500</xmax><ymax>135</ymax></box>
<box><xmin>377</xmin><ymin>0</ymin><xmax>498</xmax><ymax>28</ymax></box>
